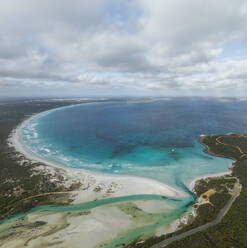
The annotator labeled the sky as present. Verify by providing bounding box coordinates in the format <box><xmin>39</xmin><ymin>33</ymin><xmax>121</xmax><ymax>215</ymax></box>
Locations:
<box><xmin>0</xmin><ymin>0</ymin><xmax>247</xmax><ymax>97</ymax></box>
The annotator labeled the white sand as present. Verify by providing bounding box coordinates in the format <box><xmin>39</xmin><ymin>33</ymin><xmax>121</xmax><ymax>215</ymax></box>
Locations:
<box><xmin>1</xmin><ymin>206</ymin><xmax>134</xmax><ymax>248</ymax></box>
<box><xmin>51</xmin><ymin>207</ymin><xmax>132</xmax><ymax>248</ymax></box>
<box><xmin>187</xmin><ymin>171</ymin><xmax>232</xmax><ymax>191</ymax></box>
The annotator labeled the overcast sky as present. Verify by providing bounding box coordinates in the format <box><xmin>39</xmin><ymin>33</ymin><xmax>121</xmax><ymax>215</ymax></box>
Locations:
<box><xmin>0</xmin><ymin>0</ymin><xmax>247</xmax><ymax>97</ymax></box>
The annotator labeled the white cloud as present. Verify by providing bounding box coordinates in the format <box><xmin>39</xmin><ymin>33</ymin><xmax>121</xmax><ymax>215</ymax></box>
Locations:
<box><xmin>0</xmin><ymin>0</ymin><xmax>247</xmax><ymax>96</ymax></box>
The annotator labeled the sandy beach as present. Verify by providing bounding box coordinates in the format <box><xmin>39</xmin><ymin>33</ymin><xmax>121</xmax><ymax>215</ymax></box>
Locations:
<box><xmin>187</xmin><ymin>170</ymin><xmax>232</xmax><ymax>191</ymax></box>
<box><xmin>8</xmin><ymin>109</ymin><xmax>186</xmax><ymax>205</ymax></box>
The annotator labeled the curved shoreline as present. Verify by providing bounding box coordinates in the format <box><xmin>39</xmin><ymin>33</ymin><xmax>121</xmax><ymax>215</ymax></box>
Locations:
<box><xmin>8</xmin><ymin>104</ymin><xmax>187</xmax><ymax>201</ymax></box>
<box><xmin>185</xmin><ymin>135</ymin><xmax>233</xmax><ymax>191</ymax></box>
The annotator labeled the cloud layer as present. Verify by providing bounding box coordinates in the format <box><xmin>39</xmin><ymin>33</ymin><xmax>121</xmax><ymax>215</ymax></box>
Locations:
<box><xmin>1</xmin><ymin>0</ymin><xmax>247</xmax><ymax>97</ymax></box>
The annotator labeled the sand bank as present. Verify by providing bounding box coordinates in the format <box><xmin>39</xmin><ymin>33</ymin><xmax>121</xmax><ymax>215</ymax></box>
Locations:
<box><xmin>0</xmin><ymin>199</ymin><xmax>178</xmax><ymax>248</ymax></box>
<box><xmin>0</xmin><ymin>205</ymin><xmax>133</xmax><ymax>248</ymax></box>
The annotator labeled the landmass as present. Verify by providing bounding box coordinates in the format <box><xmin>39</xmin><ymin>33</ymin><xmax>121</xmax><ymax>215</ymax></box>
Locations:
<box><xmin>0</xmin><ymin>99</ymin><xmax>246</xmax><ymax>247</ymax></box>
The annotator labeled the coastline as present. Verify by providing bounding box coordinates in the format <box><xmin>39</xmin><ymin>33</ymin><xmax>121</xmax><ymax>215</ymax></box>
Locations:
<box><xmin>168</xmin><ymin>170</ymin><xmax>233</xmax><ymax>239</ymax></box>
<box><xmin>183</xmin><ymin>136</ymin><xmax>234</xmax><ymax>221</ymax></box>
<box><xmin>200</xmin><ymin>135</ymin><xmax>238</xmax><ymax>162</ymax></box>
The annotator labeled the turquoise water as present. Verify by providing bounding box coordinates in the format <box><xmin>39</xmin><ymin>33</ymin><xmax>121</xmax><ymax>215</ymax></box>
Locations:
<box><xmin>20</xmin><ymin>99</ymin><xmax>237</xmax><ymax>189</ymax></box>
<box><xmin>13</xmin><ymin>98</ymin><xmax>247</xmax><ymax>245</ymax></box>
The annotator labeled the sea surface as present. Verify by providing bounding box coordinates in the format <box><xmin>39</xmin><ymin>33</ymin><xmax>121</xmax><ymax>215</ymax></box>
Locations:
<box><xmin>17</xmin><ymin>98</ymin><xmax>247</xmax><ymax>246</ymax></box>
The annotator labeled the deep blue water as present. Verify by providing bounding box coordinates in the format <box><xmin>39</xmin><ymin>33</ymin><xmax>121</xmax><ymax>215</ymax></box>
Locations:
<box><xmin>21</xmin><ymin>98</ymin><xmax>247</xmax><ymax>189</ymax></box>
